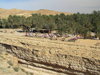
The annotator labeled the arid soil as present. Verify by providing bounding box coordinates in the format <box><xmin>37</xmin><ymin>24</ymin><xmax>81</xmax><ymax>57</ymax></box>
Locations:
<box><xmin>0</xmin><ymin>29</ymin><xmax>100</xmax><ymax>75</ymax></box>
<box><xmin>0</xmin><ymin>45</ymin><xmax>28</xmax><ymax>75</ymax></box>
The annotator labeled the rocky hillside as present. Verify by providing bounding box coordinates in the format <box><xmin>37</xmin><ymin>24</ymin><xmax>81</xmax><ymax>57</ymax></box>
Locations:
<box><xmin>0</xmin><ymin>29</ymin><xmax>100</xmax><ymax>75</ymax></box>
<box><xmin>0</xmin><ymin>45</ymin><xmax>30</xmax><ymax>75</ymax></box>
<box><xmin>0</xmin><ymin>8</ymin><xmax>73</xmax><ymax>18</ymax></box>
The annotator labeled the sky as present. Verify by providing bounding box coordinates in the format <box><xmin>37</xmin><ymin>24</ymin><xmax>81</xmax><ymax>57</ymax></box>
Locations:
<box><xmin>0</xmin><ymin>0</ymin><xmax>100</xmax><ymax>13</ymax></box>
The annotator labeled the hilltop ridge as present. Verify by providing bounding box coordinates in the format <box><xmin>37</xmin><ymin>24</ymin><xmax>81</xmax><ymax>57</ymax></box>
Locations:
<box><xmin>0</xmin><ymin>8</ymin><xmax>73</xmax><ymax>18</ymax></box>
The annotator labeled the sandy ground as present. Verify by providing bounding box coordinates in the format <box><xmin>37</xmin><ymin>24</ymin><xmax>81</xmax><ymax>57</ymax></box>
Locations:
<box><xmin>0</xmin><ymin>29</ymin><xmax>99</xmax><ymax>45</ymax></box>
<box><xmin>0</xmin><ymin>29</ymin><xmax>100</xmax><ymax>46</ymax></box>
<box><xmin>0</xmin><ymin>29</ymin><xmax>100</xmax><ymax>60</ymax></box>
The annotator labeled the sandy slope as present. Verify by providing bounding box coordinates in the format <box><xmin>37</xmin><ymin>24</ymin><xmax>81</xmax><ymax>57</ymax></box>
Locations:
<box><xmin>0</xmin><ymin>8</ymin><xmax>73</xmax><ymax>18</ymax></box>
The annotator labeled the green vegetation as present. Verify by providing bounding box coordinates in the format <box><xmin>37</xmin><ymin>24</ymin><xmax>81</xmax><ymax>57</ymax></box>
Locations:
<box><xmin>13</xmin><ymin>67</ymin><xmax>19</xmax><ymax>72</ymax></box>
<box><xmin>5</xmin><ymin>53</ymin><xmax>8</xmax><ymax>55</ymax></box>
<box><xmin>0</xmin><ymin>55</ymin><xmax>5</xmax><ymax>59</ymax></box>
<box><xmin>7</xmin><ymin>66</ymin><xmax>11</xmax><ymax>68</ymax></box>
<box><xmin>0</xmin><ymin>67</ymin><xmax>10</xmax><ymax>72</ymax></box>
<box><xmin>0</xmin><ymin>51</ymin><xmax>2</xmax><ymax>54</ymax></box>
<box><xmin>25</xmin><ymin>72</ymin><xmax>34</xmax><ymax>75</ymax></box>
<box><xmin>0</xmin><ymin>67</ymin><xmax>5</xmax><ymax>70</ymax></box>
<box><xmin>21</xmin><ymin>68</ymin><xmax>34</xmax><ymax>75</ymax></box>
<box><xmin>7</xmin><ymin>61</ymin><xmax>13</xmax><ymax>66</ymax></box>
<box><xmin>0</xmin><ymin>10</ymin><xmax>100</xmax><ymax>39</ymax></box>
<box><xmin>65</xmin><ymin>55</ymin><xmax>67</xmax><ymax>58</ymax></box>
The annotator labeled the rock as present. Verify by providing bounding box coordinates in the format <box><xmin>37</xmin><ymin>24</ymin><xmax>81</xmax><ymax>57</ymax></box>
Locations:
<box><xmin>0</xmin><ymin>34</ymin><xmax>100</xmax><ymax>75</ymax></box>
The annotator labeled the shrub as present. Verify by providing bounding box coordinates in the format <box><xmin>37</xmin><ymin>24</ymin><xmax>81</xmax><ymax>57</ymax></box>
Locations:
<box><xmin>13</xmin><ymin>67</ymin><xmax>19</xmax><ymax>72</ymax></box>
<box><xmin>7</xmin><ymin>66</ymin><xmax>11</xmax><ymax>68</ymax></box>
<box><xmin>5</xmin><ymin>53</ymin><xmax>8</xmax><ymax>55</ymax></box>
<box><xmin>65</xmin><ymin>55</ymin><xmax>67</xmax><ymax>58</ymax></box>
<box><xmin>30</xmin><ymin>73</ymin><xmax>34</xmax><ymax>75</ymax></box>
<box><xmin>7</xmin><ymin>61</ymin><xmax>13</xmax><ymax>66</ymax></box>
<box><xmin>0</xmin><ymin>51</ymin><xmax>2</xmax><ymax>54</ymax></box>
<box><xmin>0</xmin><ymin>55</ymin><xmax>5</xmax><ymax>59</ymax></box>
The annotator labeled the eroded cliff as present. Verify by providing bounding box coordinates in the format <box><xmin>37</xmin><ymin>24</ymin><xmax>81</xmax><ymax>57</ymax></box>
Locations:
<box><xmin>0</xmin><ymin>34</ymin><xmax>100</xmax><ymax>75</ymax></box>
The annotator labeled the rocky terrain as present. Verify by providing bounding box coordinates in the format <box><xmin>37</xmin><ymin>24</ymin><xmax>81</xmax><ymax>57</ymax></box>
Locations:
<box><xmin>0</xmin><ymin>44</ymin><xmax>29</xmax><ymax>75</ymax></box>
<box><xmin>0</xmin><ymin>29</ymin><xmax>100</xmax><ymax>75</ymax></box>
<box><xmin>0</xmin><ymin>8</ymin><xmax>73</xmax><ymax>18</ymax></box>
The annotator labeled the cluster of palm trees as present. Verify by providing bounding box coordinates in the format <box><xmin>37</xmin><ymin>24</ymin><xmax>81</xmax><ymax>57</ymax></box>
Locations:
<box><xmin>0</xmin><ymin>10</ymin><xmax>100</xmax><ymax>39</ymax></box>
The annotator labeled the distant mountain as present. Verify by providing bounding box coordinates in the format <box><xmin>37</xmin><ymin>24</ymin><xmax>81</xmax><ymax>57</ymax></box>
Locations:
<box><xmin>0</xmin><ymin>8</ymin><xmax>73</xmax><ymax>18</ymax></box>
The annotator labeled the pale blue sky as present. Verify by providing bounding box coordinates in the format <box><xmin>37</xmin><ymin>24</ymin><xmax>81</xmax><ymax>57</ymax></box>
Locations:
<box><xmin>0</xmin><ymin>0</ymin><xmax>100</xmax><ymax>13</ymax></box>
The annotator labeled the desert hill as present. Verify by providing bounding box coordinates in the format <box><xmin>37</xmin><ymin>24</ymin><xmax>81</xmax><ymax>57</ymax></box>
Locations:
<box><xmin>0</xmin><ymin>8</ymin><xmax>73</xmax><ymax>18</ymax></box>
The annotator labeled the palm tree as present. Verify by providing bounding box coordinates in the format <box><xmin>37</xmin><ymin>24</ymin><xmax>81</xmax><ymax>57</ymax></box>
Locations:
<box><xmin>1</xmin><ymin>19</ymin><xmax>8</xmax><ymax>28</ymax></box>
